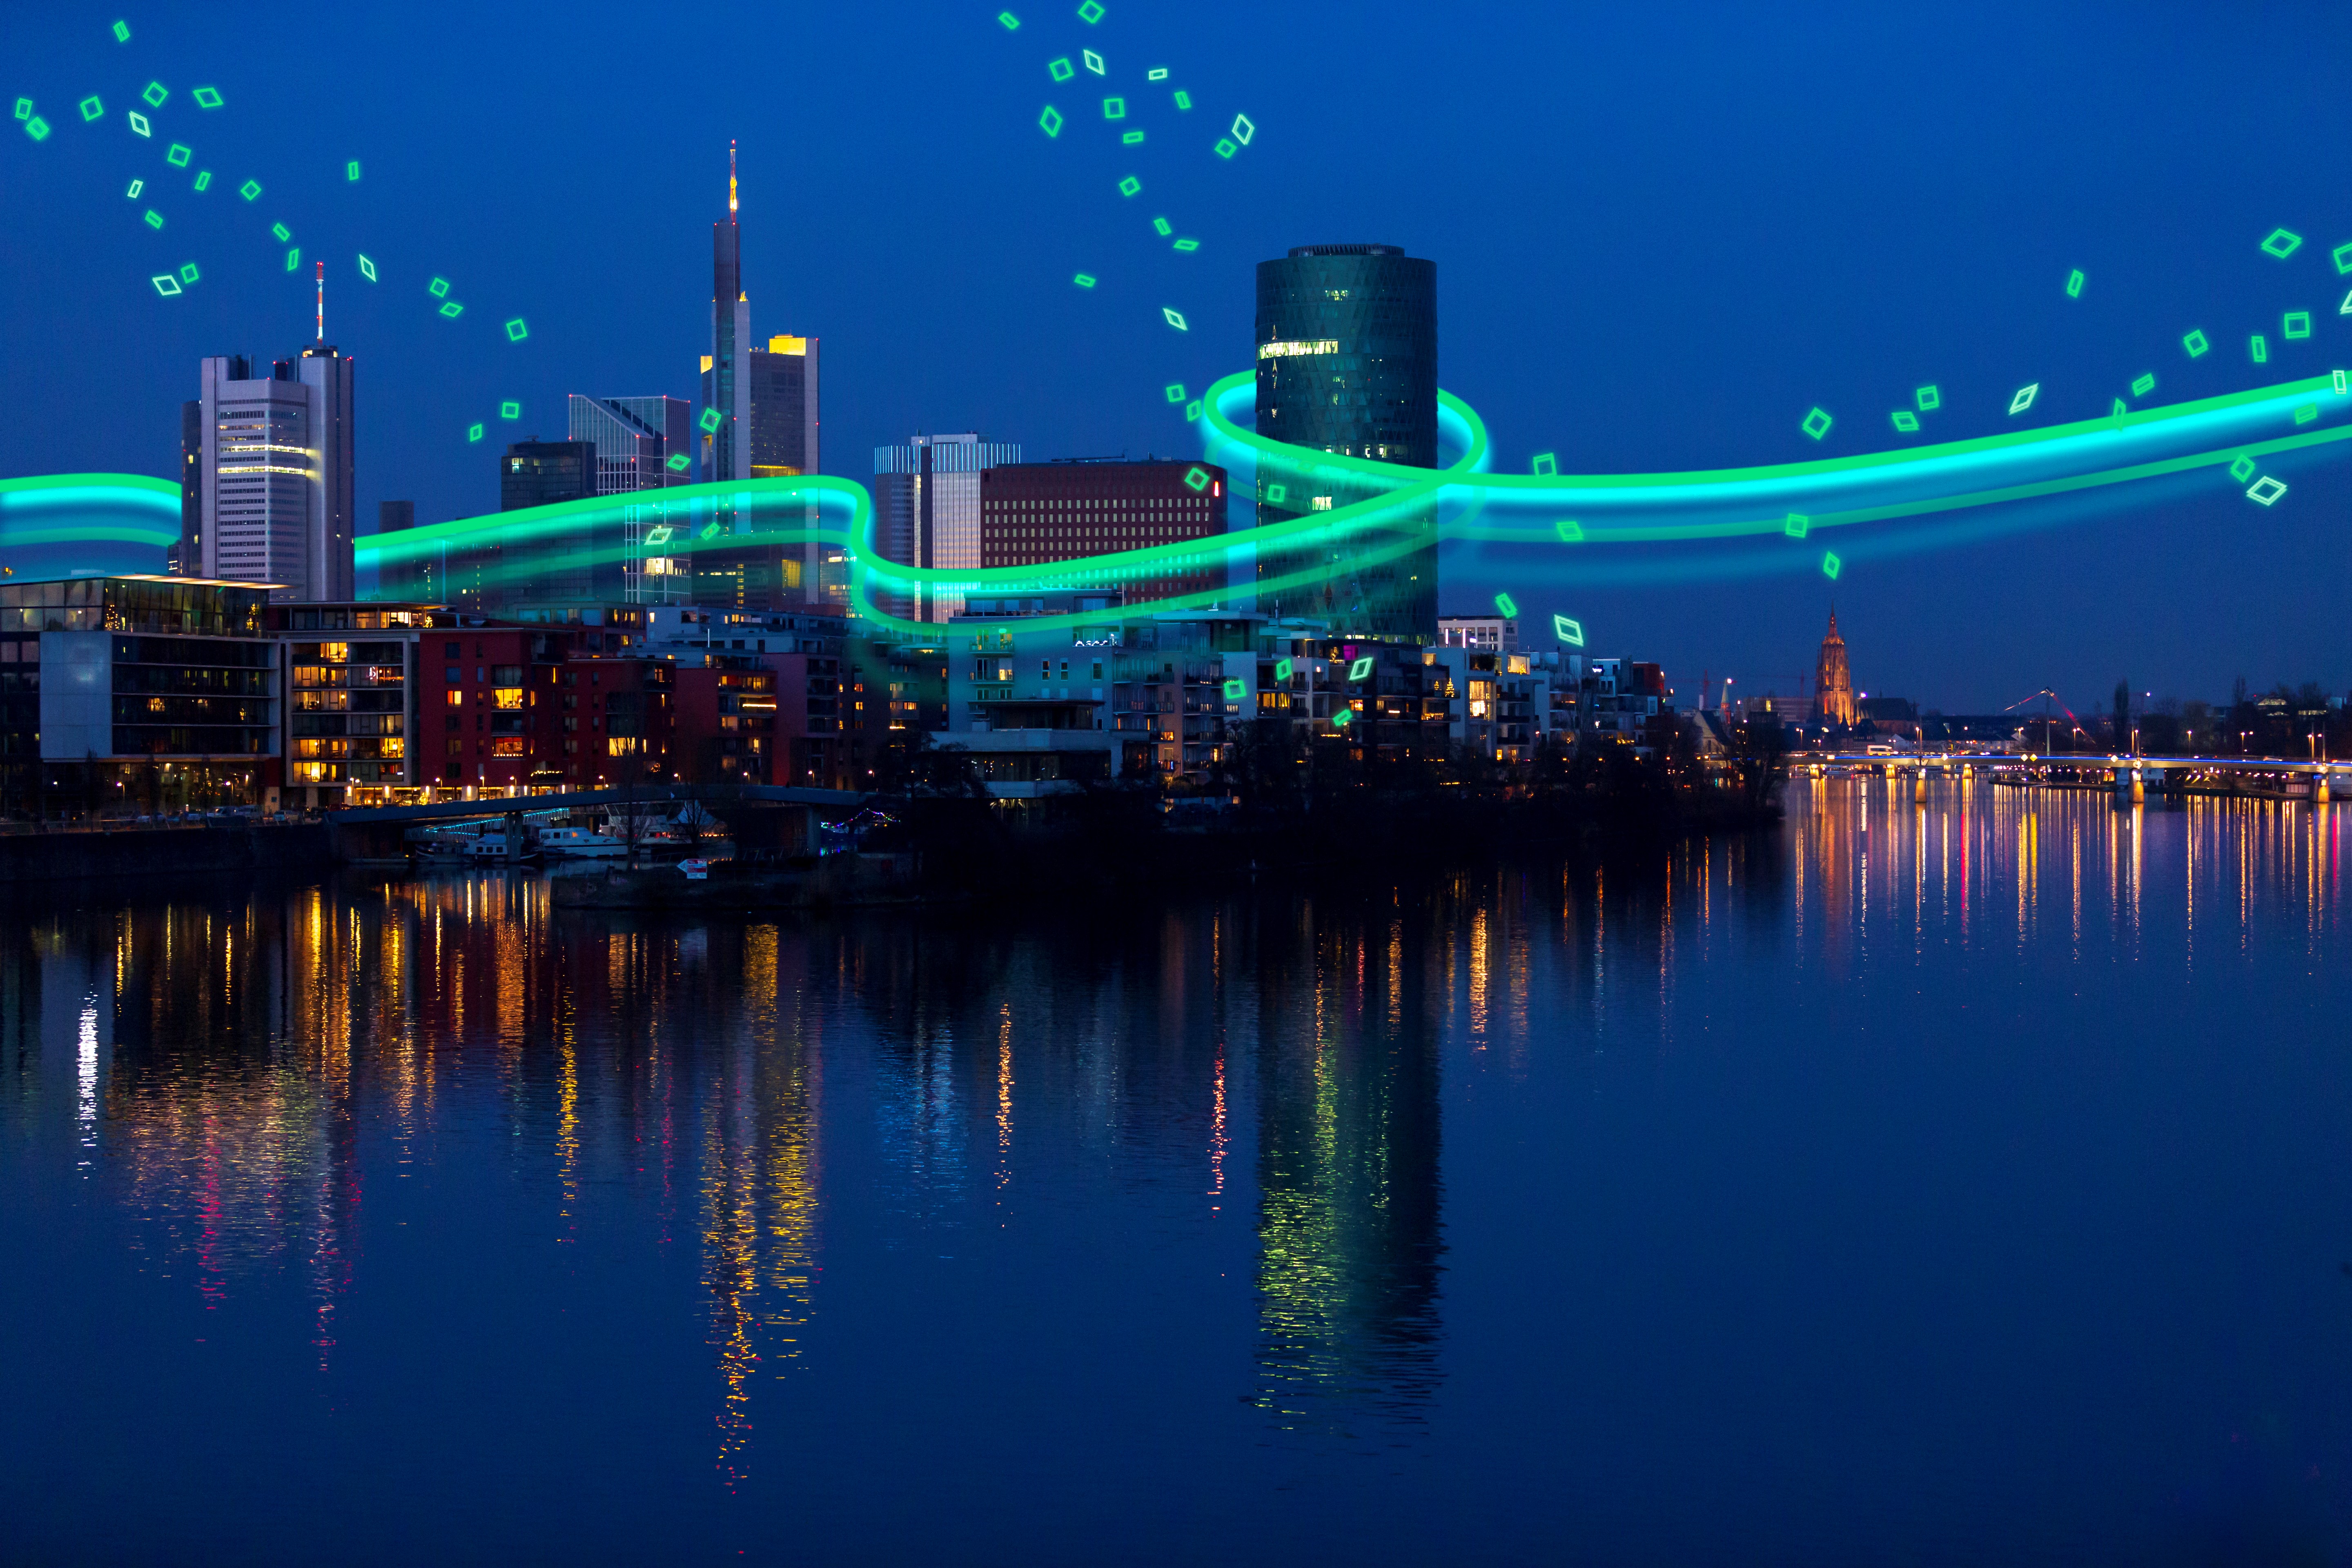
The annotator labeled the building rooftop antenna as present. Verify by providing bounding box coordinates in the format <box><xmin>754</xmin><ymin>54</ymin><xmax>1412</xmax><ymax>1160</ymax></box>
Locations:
<box><xmin>315</xmin><ymin>260</ymin><xmax>325</xmax><ymax>342</ymax></box>
<box><xmin>728</xmin><ymin>139</ymin><xmax>738</xmax><ymax>216</ymax></box>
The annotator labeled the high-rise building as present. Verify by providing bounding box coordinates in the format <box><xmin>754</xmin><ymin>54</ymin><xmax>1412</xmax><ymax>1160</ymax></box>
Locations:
<box><xmin>979</xmin><ymin>459</ymin><xmax>1227</xmax><ymax>610</ymax></box>
<box><xmin>501</xmin><ymin>441</ymin><xmax>595</xmax><ymax>512</ymax></box>
<box><xmin>746</xmin><ymin>337</ymin><xmax>819</xmax><ymax>479</ymax></box>
<box><xmin>1813</xmin><ymin>608</ymin><xmax>1857</xmax><ymax>727</ymax></box>
<box><xmin>375</xmin><ymin>500</ymin><xmax>421</xmax><ymax>600</ymax></box>
<box><xmin>693</xmin><ymin>150</ymin><xmax>828</xmax><ymax>609</ymax></box>
<box><xmin>873</xmin><ymin>434</ymin><xmax>1023</xmax><ymax>622</ymax></box>
<box><xmin>1253</xmin><ymin>243</ymin><xmax>1438</xmax><ymax>642</ymax></box>
<box><xmin>705</xmin><ymin>143</ymin><xmax>751</xmax><ymax>487</ymax></box>
<box><xmin>173</xmin><ymin>400</ymin><xmax>203</xmax><ymax>575</ymax></box>
<box><xmin>568</xmin><ymin>396</ymin><xmax>694</xmax><ymax>494</ymax></box>
<box><xmin>483</xmin><ymin>441</ymin><xmax>601</xmax><ymax>608</ymax></box>
<box><xmin>197</xmin><ymin>342</ymin><xmax>356</xmax><ymax>601</ymax></box>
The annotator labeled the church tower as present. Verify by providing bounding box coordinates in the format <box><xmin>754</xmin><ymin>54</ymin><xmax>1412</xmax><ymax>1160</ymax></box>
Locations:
<box><xmin>1814</xmin><ymin>608</ymin><xmax>1857</xmax><ymax>727</ymax></box>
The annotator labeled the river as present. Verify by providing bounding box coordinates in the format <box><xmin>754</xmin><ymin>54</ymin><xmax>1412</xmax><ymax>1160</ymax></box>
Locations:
<box><xmin>4</xmin><ymin>780</ymin><xmax>2350</xmax><ymax>1564</ymax></box>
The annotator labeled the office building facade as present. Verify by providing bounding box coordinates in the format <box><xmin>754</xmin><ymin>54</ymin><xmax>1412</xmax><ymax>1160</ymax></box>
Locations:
<box><xmin>1253</xmin><ymin>243</ymin><xmax>1438</xmax><ymax>642</ymax></box>
<box><xmin>873</xmin><ymin>433</ymin><xmax>1022</xmax><ymax>622</ymax></box>
<box><xmin>979</xmin><ymin>459</ymin><xmax>1227</xmax><ymax>610</ymax></box>
<box><xmin>0</xmin><ymin>575</ymin><xmax>278</xmax><ymax>815</ymax></box>
<box><xmin>569</xmin><ymin>395</ymin><xmax>694</xmax><ymax>495</ymax></box>
<box><xmin>196</xmin><ymin>347</ymin><xmax>356</xmax><ymax>601</ymax></box>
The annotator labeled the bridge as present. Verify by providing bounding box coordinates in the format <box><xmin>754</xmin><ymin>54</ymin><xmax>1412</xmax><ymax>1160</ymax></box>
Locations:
<box><xmin>323</xmin><ymin>783</ymin><xmax>871</xmax><ymax>862</ymax></box>
<box><xmin>1802</xmin><ymin>752</ymin><xmax>2345</xmax><ymax>804</ymax></box>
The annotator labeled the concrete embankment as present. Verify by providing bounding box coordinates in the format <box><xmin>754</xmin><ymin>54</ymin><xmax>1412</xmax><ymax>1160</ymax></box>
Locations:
<box><xmin>0</xmin><ymin>824</ymin><xmax>332</xmax><ymax>884</ymax></box>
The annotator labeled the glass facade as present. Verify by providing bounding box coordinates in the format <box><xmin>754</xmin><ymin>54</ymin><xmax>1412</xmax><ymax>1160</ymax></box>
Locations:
<box><xmin>111</xmin><ymin>635</ymin><xmax>277</xmax><ymax>757</ymax></box>
<box><xmin>0</xmin><ymin>576</ymin><xmax>267</xmax><ymax>637</ymax></box>
<box><xmin>1253</xmin><ymin>245</ymin><xmax>1439</xmax><ymax>643</ymax></box>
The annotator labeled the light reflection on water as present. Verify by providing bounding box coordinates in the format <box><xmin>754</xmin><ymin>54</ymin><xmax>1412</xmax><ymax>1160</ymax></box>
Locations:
<box><xmin>1</xmin><ymin>784</ymin><xmax>2349</xmax><ymax>1562</ymax></box>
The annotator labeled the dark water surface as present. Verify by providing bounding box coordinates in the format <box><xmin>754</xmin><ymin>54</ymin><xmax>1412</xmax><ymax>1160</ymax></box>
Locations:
<box><xmin>7</xmin><ymin>782</ymin><xmax>2352</xmax><ymax>1565</ymax></box>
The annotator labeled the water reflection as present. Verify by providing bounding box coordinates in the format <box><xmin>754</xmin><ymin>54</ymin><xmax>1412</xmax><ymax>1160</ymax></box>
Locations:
<box><xmin>3</xmin><ymin>781</ymin><xmax>2348</xmax><ymax>1527</ymax></box>
<box><xmin>1248</xmin><ymin>893</ymin><xmax>1445</xmax><ymax>1431</ymax></box>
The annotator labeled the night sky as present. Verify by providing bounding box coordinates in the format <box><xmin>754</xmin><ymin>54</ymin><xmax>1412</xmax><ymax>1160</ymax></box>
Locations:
<box><xmin>4</xmin><ymin>1</ymin><xmax>2350</xmax><ymax>713</ymax></box>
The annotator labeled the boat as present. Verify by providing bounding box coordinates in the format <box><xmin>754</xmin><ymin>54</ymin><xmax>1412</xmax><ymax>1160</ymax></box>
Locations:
<box><xmin>411</xmin><ymin>822</ymin><xmax>491</xmax><ymax>862</ymax></box>
<box><xmin>463</xmin><ymin>833</ymin><xmax>541</xmax><ymax>866</ymax></box>
<box><xmin>537</xmin><ymin>826</ymin><xmax>627</xmax><ymax>860</ymax></box>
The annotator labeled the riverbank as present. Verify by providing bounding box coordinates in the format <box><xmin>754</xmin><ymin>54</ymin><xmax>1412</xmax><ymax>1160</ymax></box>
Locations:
<box><xmin>0</xmin><ymin>821</ymin><xmax>332</xmax><ymax>884</ymax></box>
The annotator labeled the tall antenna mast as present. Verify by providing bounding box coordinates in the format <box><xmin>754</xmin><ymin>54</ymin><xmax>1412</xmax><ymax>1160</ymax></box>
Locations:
<box><xmin>728</xmin><ymin>139</ymin><xmax>738</xmax><ymax>215</ymax></box>
<box><xmin>315</xmin><ymin>260</ymin><xmax>325</xmax><ymax>342</ymax></box>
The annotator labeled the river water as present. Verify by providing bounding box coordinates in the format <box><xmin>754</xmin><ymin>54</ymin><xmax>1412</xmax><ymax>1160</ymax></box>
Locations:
<box><xmin>4</xmin><ymin>780</ymin><xmax>2351</xmax><ymax>1565</ymax></box>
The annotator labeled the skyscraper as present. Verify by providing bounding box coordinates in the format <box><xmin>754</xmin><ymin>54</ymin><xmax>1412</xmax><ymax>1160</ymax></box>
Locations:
<box><xmin>1253</xmin><ymin>243</ymin><xmax>1438</xmax><ymax>642</ymax></box>
<box><xmin>375</xmin><ymin>500</ymin><xmax>421</xmax><ymax>600</ymax></box>
<box><xmin>569</xmin><ymin>396</ymin><xmax>694</xmax><ymax>494</ymax></box>
<box><xmin>197</xmin><ymin>341</ymin><xmax>356</xmax><ymax>601</ymax></box>
<box><xmin>695</xmin><ymin>149</ymin><xmax>828</xmax><ymax>607</ymax></box>
<box><xmin>705</xmin><ymin>142</ymin><xmax>750</xmax><ymax>487</ymax></box>
<box><xmin>174</xmin><ymin>400</ymin><xmax>202</xmax><ymax>575</ymax></box>
<box><xmin>872</xmin><ymin>433</ymin><xmax>1022</xmax><ymax>622</ymax></box>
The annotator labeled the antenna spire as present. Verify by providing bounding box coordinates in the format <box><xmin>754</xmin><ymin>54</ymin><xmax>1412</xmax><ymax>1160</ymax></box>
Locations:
<box><xmin>315</xmin><ymin>260</ymin><xmax>325</xmax><ymax>342</ymax></box>
<box><xmin>728</xmin><ymin>139</ymin><xmax>738</xmax><ymax>215</ymax></box>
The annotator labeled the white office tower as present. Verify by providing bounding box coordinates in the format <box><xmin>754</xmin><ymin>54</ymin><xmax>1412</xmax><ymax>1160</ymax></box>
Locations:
<box><xmin>872</xmin><ymin>433</ymin><xmax>1022</xmax><ymax>621</ymax></box>
<box><xmin>198</xmin><ymin>349</ymin><xmax>354</xmax><ymax>601</ymax></box>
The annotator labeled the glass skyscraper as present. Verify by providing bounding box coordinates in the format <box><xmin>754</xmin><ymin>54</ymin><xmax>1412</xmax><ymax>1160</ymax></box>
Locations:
<box><xmin>1252</xmin><ymin>244</ymin><xmax>1438</xmax><ymax>643</ymax></box>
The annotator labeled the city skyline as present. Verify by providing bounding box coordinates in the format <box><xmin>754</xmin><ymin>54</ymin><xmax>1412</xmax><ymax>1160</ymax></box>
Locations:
<box><xmin>7</xmin><ymin>5</ymin><xmax>2352</xmax><ymax>712</ymax></box>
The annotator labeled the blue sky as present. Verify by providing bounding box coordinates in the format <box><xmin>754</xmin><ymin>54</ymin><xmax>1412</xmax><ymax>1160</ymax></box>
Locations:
<box><xmin>5</xmin><ymin>1</ymin><xmax>2351</xmax><ymax>711</ymax></box>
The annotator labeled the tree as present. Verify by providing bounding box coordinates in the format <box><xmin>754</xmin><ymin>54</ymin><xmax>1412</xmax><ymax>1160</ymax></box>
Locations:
<box><xmin>1723</xmin><ymin>716</ymin><xmax>1790</xmax><ymax>819</ymax></box>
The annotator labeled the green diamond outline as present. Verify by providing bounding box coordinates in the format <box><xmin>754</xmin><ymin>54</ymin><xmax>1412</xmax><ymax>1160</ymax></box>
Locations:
<box><xmin>2182</xmin><ymin>329</ymin><xmax>2209</xmax><ymax>358</ymax></box>
<box><xmin>141</xmin><ymin>81</ymin><xmax>167</xmax><ymax>108</ymax></box>
<box><xmin>1077</xmin><ymin>0</ymin><xmax>1103</xmax><ymax>21</ymax></box>
<box><xmin>2261</xmin><ymin>227</ymin><xmax>2303</xmax><ymax>260</ymax></box>
<box><xmin>2246</xmin><ymin>475</ymin><xmax>2287</xmax><ymax>506</ymax></box>
<box><xmin>2131</xmin><ymin>372</ymin><xmax>2155</xmax><ymax>397</ymax></box>
<box><xmin>1915</xmin><ymin>384</ymin><xmax>1940</xmax><ymax>411</ymax></box>
<box><xmin>1821</xmin><ymin>551</ymin><xmax>1842</xmax><ymax>580</ymax></box>
<box><xmin>503</xmin><ymin>318</ymin><xmax>528</xmax><ymax>342</ymax></box>
<box><xmin>191</xmin><ymin>87</ymin><xmax>223</xmax><ymax>109</ymax></box>
<box><xmin>2284</xmin><ymin>311</ymin><xmax>2312</xmax><ymax>339</ymax></box>
<box><xmin>1891</xmin><ymin>410</ymin><xmax>1919</xmax><ymax>432</ymax></box>
<box><xmin>1038</xmin><ymin>105</ymin><xmax>1063</xmax><ymax>137</ymax></box>
<box><xmin>1183</xmin><ymin>465</ymin><xmax>1209</xmax><ymax>492</ymax></box>
<box><xmin>1800</xmin><ymin>406</ymin><xmax>1833</xmax><ymax>440</ymax></box>
<box><xmin>2228</xmin><ymin>454</ymin><xmax>2256</xmax><ymax>482</ymax></box>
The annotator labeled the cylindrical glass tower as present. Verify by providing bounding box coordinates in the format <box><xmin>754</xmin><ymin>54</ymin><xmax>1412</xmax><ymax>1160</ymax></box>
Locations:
<box><xmin>1253</xmin><ymin>244</ymin><xmax>1438</xmax><ymax>642</ymax></box>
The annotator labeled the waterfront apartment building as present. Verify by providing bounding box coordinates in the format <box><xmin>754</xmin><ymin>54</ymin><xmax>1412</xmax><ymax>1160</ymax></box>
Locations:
<box><xmin>1438</xmin><ymin>614</ymin><xmax>1517</xmax><ymax>653</ymax></box>
<box><xmin>979</xmin><ymin>459</ymin><xmax>1228</xmax><ymax>611</ymax></box>
<box><xmin>944</xmin><ymin>593</ymin><xmax>1265</xmax><ymax>787</ymax></box>
<box><xmin>873</xmin><ymin>434</ymin><xmax>1024</xmax><ymax>622</ymax></box>
<box><xmin>196</xmin><ymin>348</ymin><xmax>356</xmax><ymax>601</ymax></box>
<box><xmin>1252</xmin><ymin>243</ymin><xmax>1439</xmax><ymax>643</ymax></box>
<box><xmin>0</xmin><ymin>575</ymin><xmax>278</xmax><ymax>817</ymax></box>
